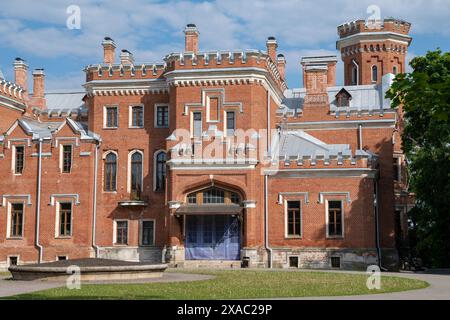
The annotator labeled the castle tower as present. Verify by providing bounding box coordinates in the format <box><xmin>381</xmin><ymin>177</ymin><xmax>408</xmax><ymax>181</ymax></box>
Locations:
<box><xmin>336</xmin><ymin>18</ymin><xmax>412</xmax><ymax>86</ymax></box>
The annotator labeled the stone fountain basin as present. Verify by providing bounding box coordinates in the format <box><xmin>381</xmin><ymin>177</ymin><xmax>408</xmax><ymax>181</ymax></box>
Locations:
<box><xmin>8</xmin><ymin>258</ymin><xmax>168</xmax><ymax>282</ymax></box>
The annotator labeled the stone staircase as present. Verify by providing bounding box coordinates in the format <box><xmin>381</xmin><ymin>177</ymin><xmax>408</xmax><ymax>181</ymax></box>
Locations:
<box><xmin>182</xmin><ymin>260</ymin><xmax>242</xmax><ymax>269</ymax></box>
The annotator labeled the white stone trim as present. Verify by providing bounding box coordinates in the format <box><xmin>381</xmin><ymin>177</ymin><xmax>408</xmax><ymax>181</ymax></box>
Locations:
<box><xmin>319</xmin><ymin>192</ymin><xmax>351</xmax><ymax>204</ymax></box>
<box><xmin>113</xmin><ymin>219</ymin><xmax>129</xmax><ymax>245</ymax></box>
<box><xmin>103</xmin><ymin>105</ymin><xmax>119</xmax><ymax>129</ymax></box>
<box><xmin>1</xmin><ymin>194</ymin><xmax>32</xmax><ymax>207</ymax></box>
<box><xmin>277</xmin><ymin>192</ymin><xmax>309</xmax><ymax>204</ymax></box>
<box><xmin>6</xmin><ymin>200</ymin><xmax>26</xmax><ymax>239</ymax></box>
<box><xmin>153</xmin><ymin>150</ymin><xmax>167</xmax><ymax>191</ymax></box>
<box><xmin>49</xmin><ymin>194</ymin><xmax>80</xmax><ymax>206</ymax></box>
<box><xmin>128</xmin><ymin>104</ymin><xmax>145</xmax><ymax>128</ymax></box>
<box><xmin>54</xmin><ymin>200</ymin><xmax>74</xmax><ymax>238</ymax></box>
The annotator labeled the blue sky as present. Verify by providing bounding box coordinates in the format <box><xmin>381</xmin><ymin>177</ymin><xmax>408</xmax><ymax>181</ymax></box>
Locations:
<box><xmin>0</xmin><ymin>0</ymin><xmax>449</xmax><ymax>90</ymax></box>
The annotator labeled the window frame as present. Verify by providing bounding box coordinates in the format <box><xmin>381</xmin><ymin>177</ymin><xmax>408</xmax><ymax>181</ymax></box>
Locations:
<box><xmin>56</xmin><ymin>201</ymin><xmax>73</xmax><ymax>238</ymax></box>
<box><xmin>326</xmin><ymin>199</ymin><xmax>344</xmax><ymax>238</ymax></box>
<box><xmin>61</xmin><ymin>144</ymin><xmax>73</xmax><ymax>173</ymax></box>
<box><xmin>128</xmin><ymin>150</ymin><xmax>144</xmax><ymax>199</ymax></box>
<box><xmin>114</xmin><ymin>219</ymin><xmax>129</xmax><ymax>245</ymax></box>
<box><xmin>225</xmin><ymin>110</ymin><xmax>236</xmax><ymax>137</ymax></box>
<box><xmin>7</xmin><ymin>202</ymin><xmax>25</xmax><ymax>239</ymax></box>
<box><xmin>284</xmin><ymin>200</ymin><xmax>302</xmax><ymax>238</ymax></box>
<box><xmin>139</xmin><ymin>219</ymin><xmax>156</xmax><ymax>246</ymax></box>
<box><xmin>129</xmin><ymin>105</ymin><xmax>144</xmax><ymax>128</ymax></box>
<box><xmin>13</xmin><ymin>145</ymin><xmax>25</xmax><ymax>175</ymax></box>
<box><xmin>103</xmin><ymin>105</ymin><xmax>119</xmax><ymax>129</ymax></box>
<box><xmin>104</xmin><ymin>151</ymin><xmax>118</xmax><ymax>192</ymax></box>
<box><xmin>371</xmin><ymin>65</ymin><xmax>378</xmax><ymax>83</ymax></box>
<box><xmin>154</xmin><ymin>150</ymin><xmax>167</xmax><ymax>192</ymax></box>
<box><xmin>192</xmin><ymin>111</ymin><xmax>202</xmax><ymax>139</ymax></box>
<box><xmin>154</xmin><ymin>104</ymin><xmax>169</xmax><ymax>128</ymax></box>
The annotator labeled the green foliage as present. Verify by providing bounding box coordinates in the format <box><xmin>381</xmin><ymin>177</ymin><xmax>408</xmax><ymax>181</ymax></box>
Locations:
<box><xmin>386</xmin><ymin>49</ymin><xmax>450</xmax><ymax>267</ymax></box>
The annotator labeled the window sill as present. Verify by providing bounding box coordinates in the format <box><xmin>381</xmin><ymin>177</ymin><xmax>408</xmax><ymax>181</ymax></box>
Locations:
<box><xmin>6</xmin><ymin>237</ymin><xmax>23</xmax><ymax>240</ymax></box>
<box><xmin>154</xmin><ymin>126</ymin><xmax>169</xmax><ymax>129</ymax></box>
<box><xmin>103</xmin><ymin>191</ymin><xmax>118</xmax><ymax>194</ymax></box>
<box><xmin>285</xmin><ymin>236</ymin><xmax>302</xmax><ymax>239</ymax></box>
<box><xmin>55</xmin><ymin>236</ymin><xmax>72</xmax><ymax>239</ymax></box>
<box><xmin>128</xmin><ymin>126</ymin><xmax>144</xmax><ymax>129</ymax></box>
<box><xmin>103</xmin><ymin>127</ymin><xmax>119</xmax><ymax>130</ymax></box>
<box><xmin>326</xmin><ymin>236</ymin><xmax>344</xmax><ymax>240</ymax></box>
<box><xmin>113</xmin><ymin>244</ymin><xmax>129</xmax><ymax>247</ymax></box>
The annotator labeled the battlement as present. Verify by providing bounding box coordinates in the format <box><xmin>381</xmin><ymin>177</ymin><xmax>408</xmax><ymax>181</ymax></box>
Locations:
<box><xmin>84</xmin><ymin>62</ymin><xmax>166</xmax><ymax>82</ymax></box>
<box><xmin>0</xmin><ymin>78</ymin><xmax>27</xmax><ymax>104</ymax></box>
<box><xmin>164</xmin><ymin>50</ymin><xmax>286</xmax><ymax>91</ymax></box>
<box><xmin>337</xmin><ymin>18</ymin><xmax>411</xmax><ymax>39</ymax></box>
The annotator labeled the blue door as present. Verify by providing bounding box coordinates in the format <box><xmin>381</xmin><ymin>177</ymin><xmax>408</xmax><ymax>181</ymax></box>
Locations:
<box><xmin>185</xmin><ymin>215</ymin><xmax>240</xmax><ymax>260</ymax></box>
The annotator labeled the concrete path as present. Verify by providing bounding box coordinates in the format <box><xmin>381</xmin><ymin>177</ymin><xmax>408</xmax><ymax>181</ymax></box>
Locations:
<box><xmin>292</xmin><ymin>271</ymin><xmax>450</xmax><ymax>300</ymax></box>
<box><xmin>0</xmin><ymin>272</ymin><xmax>212</xmax><ymax>298</ymax></box>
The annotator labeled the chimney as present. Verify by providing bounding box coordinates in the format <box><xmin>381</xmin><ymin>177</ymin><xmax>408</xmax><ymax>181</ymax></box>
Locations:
<box><xmin>14</xmin><ymin>58</ymin><xmax>29</xmax><ymax>90</ymax></box>
<box><xmin>120</xmin><ymin>49</ymin><xmax>134</xmax><ymax>65</ymax></box>
<box><xmin>102</xmin><ymin>37</ymin><xmax>116</xmax><ymax>64</ymax></box>
<box><xmin>184</xmin><ymin>24</ymin><xmax>199</xmax><ymax>53</ymax></box>
<box><xmin>266</xmin><ymin>36</ymin><xmax>277</xmax><ymax>62</ymax></box>
<box><xmin>32</xmin><ymin>69</ymin><xmax>46</xmax><ymax>109</ymax></box>
<box><xmin>277</xmin><ymin>54</ymin><xmax>286</xmax><ymax>80</ymax></box>
<box><xmin>301</xmin><ymin>56</ymin><xmax>337</xmax><ymax>89</ymax></box>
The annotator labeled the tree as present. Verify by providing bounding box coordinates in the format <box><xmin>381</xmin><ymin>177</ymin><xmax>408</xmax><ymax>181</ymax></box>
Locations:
<box><xmin>386</xmin><ymin>49</ymin><xmax>450</xmax><ymax>267</ymax></box>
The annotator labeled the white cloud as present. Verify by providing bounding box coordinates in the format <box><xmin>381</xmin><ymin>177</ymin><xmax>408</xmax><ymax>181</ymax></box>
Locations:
<box><xmin>0</xmin><ymin>0</ymin><xmax>448</xmax><ymax>89</ymax></box>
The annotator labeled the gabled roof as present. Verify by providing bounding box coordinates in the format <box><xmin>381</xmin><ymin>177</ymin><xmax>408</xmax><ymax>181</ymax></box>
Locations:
<box><xmin>5</xmin><ymin>118</ymin><xmax>99</xmax><ymax>141</ymax></box>
<box><xmin>275</xmin><ymin>130</ymin><xmax>352</xmax><ymax>158</ymax></box>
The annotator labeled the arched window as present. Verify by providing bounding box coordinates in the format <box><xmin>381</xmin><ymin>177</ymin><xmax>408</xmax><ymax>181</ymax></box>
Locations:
<box><xmin>104</xmin><ymin>152</ymin><xmax>117</xmax><ymax>191</ymax></box>
<box><xmin>155</xmin><ymin>151</ymin><xmax>166</xmax><ymax>192</ymax></box>
<box><xmin>371</xmin><ymin>65</ymin><xmax>378</xmax><ymax>83</ymax></box>
<box><xmin>186</xmin><ymin>187</ymin><xmax>241</xmax><ymax>205</ymax></box>
<box><xmin>130</xmin><ymin>152</ymin><xmax>143</xmax><ymax>199</ymax></box>
<box><xmin>351</xmin><ymin>66</ymin><xmax>358</xmax><ymax>85</ymax></box>
<box><xmin>393</xmin><ymin>66</ymin><xmax>398</xmax><ymax>75</ymax></box>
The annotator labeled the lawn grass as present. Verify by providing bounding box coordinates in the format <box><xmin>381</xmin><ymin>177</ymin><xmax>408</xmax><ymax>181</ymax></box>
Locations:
<box><xmin>8</xmin><ymin>269</ymin><xmax>428</xmax><ymax>300</ymax></box>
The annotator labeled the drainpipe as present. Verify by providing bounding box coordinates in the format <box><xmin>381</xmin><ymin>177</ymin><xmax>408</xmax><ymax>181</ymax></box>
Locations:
<box><xmin>358</xmin><ymin>124</ymin><xmax>363</xmax><ymax>150</ymax></box>
<box><xmin>35</xmin><ymin>138</ymin><xmax>44</xmax><ymax>263</ymax></box>
<box><xmin>264</xmin><ymin>174</ymin><xmax>273</xmax><ymax>268</ymax></box>
<box><xmin>374</xmin><ymin>178</ymin><xmax>385</xmax><ymax>270</ymax></box>
<box><xmin>92</xmin><ymin>142</ymin><xmax>101</xmax><ymax>257</ymax></box>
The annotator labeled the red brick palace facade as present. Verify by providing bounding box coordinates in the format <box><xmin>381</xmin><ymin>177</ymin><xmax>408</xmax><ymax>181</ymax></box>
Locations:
<box><xmin>0</xmin><ymin>18</ymin><xmax>414</xmax><ymax>270</ymax></box>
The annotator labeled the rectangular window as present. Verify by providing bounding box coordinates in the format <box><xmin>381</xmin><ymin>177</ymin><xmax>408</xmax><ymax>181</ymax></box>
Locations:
<box><xmin>115</xmin><ymin>220</ymin><xmax>128</xmax><ymax>245</ymax></box>
<box><xmin>59</xmin><ymin>203</ymin><xmax>72</xmax><ymax>237</ymax></box>
<box><xmin>193</xmin><ymin>112</ymin><xmax>202</xmax><ymax>138</ymax></box>
<box><xmin>226</xmin><ymin>111</ymin><xmax>235</xmax><ymax>136</ymax></box>
<box><xmin>14</xmin><ymin>146</ymin><xmax>24</xmax><ymax>174</ymax></box>
<box><xmin>131</xmin><ymin>106</ymin><xmax>144</xmax><ymax>127</ymax></box>
<box><xmin>287</xmin><ymin>201</ymin><xmax>301</xmax><ymax>237</ymax></box>
<box><xmin>141</xmin><ymin>220</ymin><xmax>155</xmax><ymax>246</ymax></box>
<box><xmin>331</xmin><ymin>256</ymin><xmax>341</xmax><ymax>268</ymax></box>
<box><xmin>105</xmin><ymin>106</ymin><xmax>118</xmax><ymax>128</ymax></box>
<box><xmin>328</xmin><ymin>200</ymin><xmax>343</xmax><ymax>237</ymax></box>
<box><xmin>9</xmin><ymin>256</ymin><xmax>18</xmax><ymax>266</ymax></box>
<box><xmin>156</xmin><ymin>106</ymin><xmax>169</xmax><ymax>128</ymax></box>
<box><xmin>10</xmin><ymin>203</ymin><xmax>24</xmax><ymax>238</ymax></box>
<box><xmin>62</xmin><ymin>145</ymin><xmax>72</xmax><ymax>173</ymax></box>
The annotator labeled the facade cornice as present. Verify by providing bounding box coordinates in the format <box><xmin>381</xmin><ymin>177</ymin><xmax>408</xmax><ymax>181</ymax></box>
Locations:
<box><xmin>265</xmin><ymin>168</ymin><xmax>377</xmax><ymax>178</ymax></box>
<box><xmin>336</xmin><ymin>31</ymin><xmax>412</xmax><ymax>51</ymax></box>
<box><xmin>164</xmin><ymin>67</ymin><xmax>284</xmax><ymax>105</ymax></box>
<box><xmin>283</xmin><ymin>118</ymin><xmax>396</xmax><ymax>130</ymax></box>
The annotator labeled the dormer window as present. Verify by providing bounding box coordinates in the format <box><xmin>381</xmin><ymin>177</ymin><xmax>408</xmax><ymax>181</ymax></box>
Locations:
<box><xmin>335</xmin><ymin>88</ymin><xmax>352</xmax><ymax>108</ymax></box>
